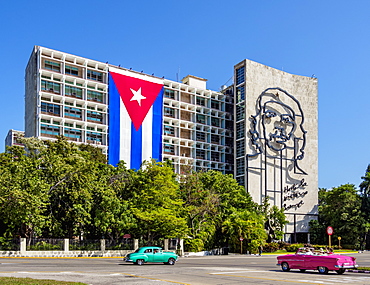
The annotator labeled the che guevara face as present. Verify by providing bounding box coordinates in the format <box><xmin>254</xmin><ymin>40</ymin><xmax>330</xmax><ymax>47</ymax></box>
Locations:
<box><xmin>262</xmin><ymin>101</ymin><xmax>296</xmax><ymax>151</ymax></box>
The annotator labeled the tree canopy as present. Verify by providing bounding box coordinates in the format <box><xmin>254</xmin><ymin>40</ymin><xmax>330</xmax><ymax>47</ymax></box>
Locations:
<box><xmin>0</xmin><ymin>137</ymin><xmax>282</xmax><ymax>253</ymax></box>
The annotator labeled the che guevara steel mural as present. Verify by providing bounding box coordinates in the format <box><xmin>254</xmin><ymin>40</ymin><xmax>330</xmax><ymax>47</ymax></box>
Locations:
<box><xmin>247</xmin><ymin>87</ymin><xmax>308</xmax><ymax>211</ymax></box>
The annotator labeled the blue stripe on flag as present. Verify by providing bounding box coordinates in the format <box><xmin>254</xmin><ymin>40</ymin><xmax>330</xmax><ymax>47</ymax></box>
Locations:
<box><xmin>152</xmin><ymin>87</ymin><xmax>164</xmax><ymax>161</ymax></box>
<box><xmin>108</xmin><ymin>74</ymin><xmax>120</xmax><ymax>166</ymax></box>
<box><xmin>131</xmin><ymin>124</ymin><xmax>142</xmax><ymax>170</ymax></box>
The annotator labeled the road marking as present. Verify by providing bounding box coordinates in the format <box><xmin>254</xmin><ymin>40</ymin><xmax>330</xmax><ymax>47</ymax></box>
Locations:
<box><xmin>0</xmin><ymin>271</ymin><xmax>190</xmax><ymax>285</ymax></box>
<box><xmin>298</xmin><ymin>281</ymin><xmax>333</xmax><ymax>284</ymax></box>
<box><xmin>211</xmin><ymin>270</ymin><xmax>265</xmax><ymax>274</ymax></box>
<box><xmin>209</xmin><ymin>273</ymin><xmax>332</xmax><ymax>284</ymax></box>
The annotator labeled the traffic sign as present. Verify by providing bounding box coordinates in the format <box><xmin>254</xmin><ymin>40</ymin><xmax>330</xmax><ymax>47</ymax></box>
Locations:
<box><xmin>327</xmin><ymin>226</ymin><xmax>333</xmax><ymax>235</ymax></box>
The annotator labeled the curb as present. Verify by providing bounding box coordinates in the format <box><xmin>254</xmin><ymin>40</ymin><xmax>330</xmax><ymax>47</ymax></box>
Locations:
<box><xmin>347</xmin><ymin>269</ymin><xmax>370</xmax><ymax>274</ymax></box>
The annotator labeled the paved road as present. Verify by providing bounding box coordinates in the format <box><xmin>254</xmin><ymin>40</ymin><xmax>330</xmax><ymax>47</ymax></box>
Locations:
<box><xmin>1</xmin><ymin>252</ymin><xmax>370</xmax><ymax>284</ymax></box>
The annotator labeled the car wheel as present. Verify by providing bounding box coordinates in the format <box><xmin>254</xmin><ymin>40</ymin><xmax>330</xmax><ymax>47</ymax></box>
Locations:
<box><xmin>318</xmin><ymin>266</ymin><xmax>328</xmax><ymax>274</ymax></box>
<box><xmin>299</xmin><ymin>269</ymin><xmax>306</xmax><ymax>273</ymax></box>
<box><xmin>281</xmin><ymin>262</ymin><xmax>290</xmax><ymax>272</ymax></box>
<box><xmin>336</xmin><ymin>268</ymin><xmax>346</xmax><ymax>275</ymax></box>
<box><xmin>136</xmin><ymin>259</ymin><xmax>144</xmax><ymax>266</ymax></box>
<box><xmin>167</xmin><ymin>258</ymin><xmax>175</xmax><ymax>265</ymax></box>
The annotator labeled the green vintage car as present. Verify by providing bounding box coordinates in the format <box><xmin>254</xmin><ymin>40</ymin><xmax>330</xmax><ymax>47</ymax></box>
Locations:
<box><xmin>124</xmin><ymin>246</ymin><xmax>178</xmax><ymax>265</ymax></box>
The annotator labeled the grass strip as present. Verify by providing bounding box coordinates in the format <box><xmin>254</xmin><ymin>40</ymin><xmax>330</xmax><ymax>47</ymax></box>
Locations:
<box><xmin>0</xmin><ymin>277</ymin><xmax>86</xmax><ymax>285</ymax></box>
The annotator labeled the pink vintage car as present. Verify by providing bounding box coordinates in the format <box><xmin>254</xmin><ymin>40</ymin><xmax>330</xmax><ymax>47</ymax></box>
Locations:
<box><xmin>277</xmin><ymin>247</ymin><xmax>358</xmax><ymax>274</ymax></box>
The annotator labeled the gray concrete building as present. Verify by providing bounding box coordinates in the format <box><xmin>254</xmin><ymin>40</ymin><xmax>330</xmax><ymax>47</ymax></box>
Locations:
<box><xmin>232</xmin><ymin>59</ymin><xmax>318</xmax><ymax>243</ymax></box>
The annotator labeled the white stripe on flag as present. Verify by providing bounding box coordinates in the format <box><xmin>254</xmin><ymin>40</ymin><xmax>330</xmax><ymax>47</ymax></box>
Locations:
<box><xmin>142</xmin><ymin>107</ymin><xmax>153</xmax><ymax>163</ymax></box>
<box><xmin>120</xmin><ymin>99</ymin><xmax>131</xmax><ymax>166</ymax></box>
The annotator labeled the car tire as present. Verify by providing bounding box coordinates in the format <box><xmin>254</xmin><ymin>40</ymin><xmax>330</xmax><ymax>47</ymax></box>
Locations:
<box><xmin>167</xmin><ymin>258</ymin><xmax>175</xmax><ymax>265</ymax></box>
<box><xmin>336</xmin><ymin>268</ymin><xmax>346</xmax><ymax>275</ymax></box>
<box><xmin>281</xmin><ymin>262</ymin><xmax>290</xmax><ymax>272</ymax></box>
<box><xmin>136</xmin><ymin>259</ymin><xmax>144</xmax><ymax>266</ymax></box>
<box><xmin>318</xmin><ymin>266</ymin><xmax>328</xmax><ymax>274</ymax></box>
<box><xmin>299</xmin><ymin>269</ymin><xmax>306</xmax><ymax>273</ymax></box>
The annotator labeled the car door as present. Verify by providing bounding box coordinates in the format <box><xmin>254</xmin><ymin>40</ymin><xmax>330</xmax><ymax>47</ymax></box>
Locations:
<box><xmin>144</xmin><ymin>248</ymin><xmax>154</xmax><ymax>262</ymax></box>
<box><xmin>153</xmin><ymin>249</ymin><xmax>165</xmax><ymax>262</ymax></box>
<box><xmin>291</xmin><ymin>254</ymin><xmax>305</xmax><ymax>269</ymax></box>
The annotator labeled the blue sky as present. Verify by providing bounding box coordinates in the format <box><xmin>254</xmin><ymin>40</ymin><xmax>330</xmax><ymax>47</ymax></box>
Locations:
<box><xmin>0</xmin><ymin>0</ymin><xmax>369</xmax><ymax>189</ymax></box>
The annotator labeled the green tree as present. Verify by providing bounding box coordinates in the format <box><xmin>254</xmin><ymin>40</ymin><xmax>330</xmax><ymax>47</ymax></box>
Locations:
<box><xmin>360</xmin><ymin>165</ymin><xmax>370</xmax><ymax>249</ymax></box>
<box><xmin>128</xmin><ymin>160</ymin><xmax>188</xmax><ymax>243</ymax></box>
<box><xmin>180</xmin><ymin>170</ymin><xmax>263</xmax><ymax>252</ymax></box>
<box><xmin>0</xmin><ymin>145</ymin><xmax>49</xmax><ymax>238</ymax></box>
<box><xmin>319</xmin><ymin>184</ymin><xmax>365</xmax><ymax>246</ymax></box>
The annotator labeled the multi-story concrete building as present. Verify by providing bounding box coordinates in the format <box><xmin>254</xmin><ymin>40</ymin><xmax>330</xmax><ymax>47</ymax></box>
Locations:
<box><xmin>24</xmin><ymin>46</ymin><xmax>234</xmax><ymax>175</ymax></box>
<box><xmin>23</xmin><ymin>46</ymin><xmax>318</xmax><ymax>243</ymax></box>
<box><xmin>5</xmin><ymin>129</ymin><xmax>25</xmax><ymax>148</ymax></box>
<box><xmin>232</xmin><ymin>59</ymin><xmax>318</xmax><ymax>242</ymax></box>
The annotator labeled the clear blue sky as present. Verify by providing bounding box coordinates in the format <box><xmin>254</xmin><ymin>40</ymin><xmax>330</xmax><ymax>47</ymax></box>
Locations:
<box><xmin>0</xmin><ymin>0</ymin><xmax>369</xmax><ymax>189</ymax></box>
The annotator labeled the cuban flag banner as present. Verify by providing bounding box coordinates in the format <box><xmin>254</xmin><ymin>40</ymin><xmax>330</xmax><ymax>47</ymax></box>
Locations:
<box><xmin>108</xmin><ymin>66</ymin><xmax>164</xmax><ymax>169</ymax></box>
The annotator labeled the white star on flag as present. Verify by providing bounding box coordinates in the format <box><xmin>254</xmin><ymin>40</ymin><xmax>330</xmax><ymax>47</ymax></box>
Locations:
<box><xmin>130</xmin><ymin>87</ymin><xmax>146</xmax><ymax>106</ymax></box>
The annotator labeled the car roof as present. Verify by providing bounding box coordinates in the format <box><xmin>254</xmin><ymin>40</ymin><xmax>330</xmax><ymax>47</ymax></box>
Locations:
<box><xmin>140</xmin><ymin>246</ymin><xmax>162</xmax><ymax>250</ymax></box>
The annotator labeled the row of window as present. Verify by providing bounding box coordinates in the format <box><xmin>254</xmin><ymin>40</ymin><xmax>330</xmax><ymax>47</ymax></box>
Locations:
<box><xmin>43</xmin><ymin>60</ymin><xmax>105</xmax><ymax>82</ymax></box>
<box><xmin>40</xmin><ymin>124</ymin><xmax>104</xmax><ymax>142</ymax></box>
<box><xmin>41</xmin><ymin>102</ymin><xmax>105</xmax><ymax>123</ymax></box>
<box><xmin>164</xmin><ymin>89</ymin><xmax>223</xmax><ymax>110</ymax></box>
<box><xmin>163</xmin><ymin>145</ymin><xmax>223</xmax><ymax>162</ymax></box>
<box><xmin>41</xmin><ymin>119</ymin><xmax>105</xmax><ymax>133</ymax></box>
<box><xmin>41</xmin><ymin>80</ymin><xmax>105</xmax><ymax>103</ymax></box>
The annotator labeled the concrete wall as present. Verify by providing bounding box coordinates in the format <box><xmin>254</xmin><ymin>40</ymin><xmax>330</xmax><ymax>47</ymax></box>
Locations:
<box><xmin>239</xmin><ymin>59</ymin><xmax>318</xmax><ymax>237</ymax></box>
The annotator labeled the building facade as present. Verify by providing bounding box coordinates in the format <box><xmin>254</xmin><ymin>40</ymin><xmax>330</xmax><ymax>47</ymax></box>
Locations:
<box><xmin>232</xmin><ymin>59</ymin><xmax>318</xmax><ymax>243</ymax></box>
<box><xmin>5</xmin><ymin>129</ymin><xmax>25</xmax><ymax>148</ymax></box>
<box><xmin>24</xmin><ymin>46</ymin><xmax>234</xmax><ymax>175</ymax></box>
<box><xmin>23</xmin><ymin>46</ymin><xmax>318</xmax><ymax>242</ymax></box>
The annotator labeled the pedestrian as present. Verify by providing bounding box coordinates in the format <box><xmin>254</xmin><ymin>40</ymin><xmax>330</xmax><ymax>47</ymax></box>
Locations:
<box><xmin>258</xmin><ymin>245</ymin><xmax>263</xmax><ymax>256</ymax></box>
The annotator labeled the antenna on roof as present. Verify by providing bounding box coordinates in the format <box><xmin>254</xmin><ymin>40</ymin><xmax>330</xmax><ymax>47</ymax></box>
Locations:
<box><xmin>176</xmin><ymin>66</ymin><xmax>180</xmax><ymax>82</ymax></box>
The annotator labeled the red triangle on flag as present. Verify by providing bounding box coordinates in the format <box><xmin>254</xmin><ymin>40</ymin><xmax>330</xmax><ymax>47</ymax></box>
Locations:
<box><xmin>110</xmin><ymin>72</ymin><xmax>163</xmax><ymax>131</ymax></box>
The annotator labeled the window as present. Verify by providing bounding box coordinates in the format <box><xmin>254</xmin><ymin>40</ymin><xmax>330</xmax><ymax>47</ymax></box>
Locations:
<box><xmin>64</xmin><ymin>128</ymin><xmax>82</xmax><ymax>140</ymax></box>
<box><xmin>236</xmin><ymin>66</ymin><xmax>245</xmax><ymax>85</ymax></box>
<box><xmin>87</xmin><ymin>70</ymin><xmax>103</xmax><ymax>82</ymax></box>
<box><xmin>64</xmin><ymin>106</ymin><xmax>82</xmax><ymax>119</ymax></box>
<box><xmin>164</xmin><ymin>89</ymin><xmax>175</xmax><ymax>99</ymax></box>
<box><xmin>236</xmin><ymin>122</ymin><xmax>244</xmax><ymax>139</ymax></box>
<box><xmin>236</xmin><ymin>104</ymin><xmax>245</xmax><ymax>121</ymax></box>
<box><xmin>196</xmin><ymin>149</ymin><xmax>206</xmax><ymax>159</ymax></box>
<box><xmin>211</xmin><ymin>117</ymin><xmax>220</xmax><ymax>127</ymax></box>
<box><xmin>41</xmin><ymin>80</ymin><xmax>60</xmax><ymax>94</ymax></box>
<box><xmin>87</xmin><ymin>110</ymin><xmax>103</xmax><ymax>123</ymax></box>
<box><xmin>44</xmin><ymin>60</ymin><xmax>60</xmax><ymax>72</ymax></box>
<box><xmin>236</xmin><ymin>158</ymin><xmax>245</xmax><ymax>176</ymax></box>
<box><xmin>87</xmin><ymin>90</ymin><xmax>104</xmax><ymax>103</ymax></box>
<box><xmin>164</xmin><ymin>125</ymin><xmax>175</xmax><ymax>136</ymax></box>
<box><xmin>236</xmin><ymin>176</ymin><xmax>245</xmax><ymax>186</ymax></box>
<box><xmin>211</xmin><ymin>152</ymin><xmax>220</xmax><ymax>161</ymax></box>
<box><xmin>196</xmin><ymin>131</ymin><xmax>206</xmax><ymax>141</ymax></box>
<box><xmin>211</xmin><ymin>100</ymin><xmax>220</xmax><ymax>110</ymax></box>
<box><xmin>236</xmin><ymin>140</ymin><xmax>245</xmax><ymax>158</ymax></box>
<box><xmin>41</xmin><ymin>124</ymin><xmax>60</xmax><ymax>136</ymax></box>
<box><xmin>65</xmin><ymin>86</ymin><xmax>83</xmax><ymax>98</ymax></box>
<box><xmin>196</xmin><ymin>97</ymin><xmax>206</xmax><ymax>106</ymax></box>
<box><xmin>236</xmin><ymin>86</ymin><xmax>245</xmax><ymax>102</ymax></box>
<box><xmin>196</xmin><ymin>114</ymin><xmax>206</xmax><ymax>124</ymax></box>
<box><xmin>41</xmin><ymin>102</ymin><xmax>60</xmax><ymax>116</ymax></box>
<box><xmin>164</xmin><ymin>107</ymin><xmax>175</xmax><ymax>118</ymax></box>
<box><xmin>163</xmin><ymin>143</ymin><xmax>174</xmax><ymax>154</ymax></box>
<box><xmin>86</xmin><ymin>131</ymin><xmax>103</xmax><ymax>142</ymax></box>
<box><xmin>65</xmin><ymin>65</ymin><xmax>79</xmax><ymax>76</ymax></box>
<box><xmin>211</xmin><ymin>134</ymin><xmax>220</xmax><ymax>144</ymax></box>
